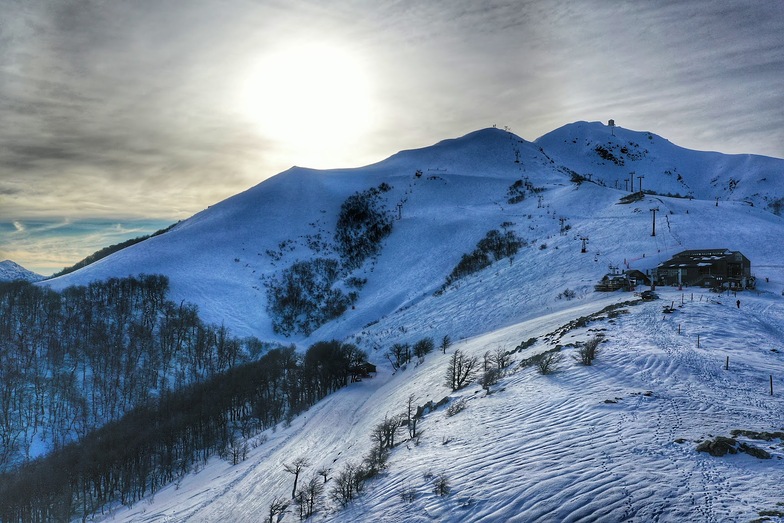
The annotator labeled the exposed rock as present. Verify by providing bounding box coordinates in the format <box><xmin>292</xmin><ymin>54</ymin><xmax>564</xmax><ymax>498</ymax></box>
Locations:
<box><xmin>696</xmin><ymin>436</ymin><xmax>738</xmax><ymax>456</ymax></box>
<box><xmin>696</xmin><ymin>436</ymin><xmax>772</xmax><ymax>459</ymax></box>
<box><xmin>739</xmin><ymin>443</ymin><xmax>772</xmax><ymax>460</ymax></box>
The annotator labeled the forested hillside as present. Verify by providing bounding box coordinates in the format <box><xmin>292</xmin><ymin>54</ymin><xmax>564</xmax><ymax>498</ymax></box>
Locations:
<box><xmin>0</xmin><ymin>275</ymin><xmax>260</xmax><ymax>472</ymax></box>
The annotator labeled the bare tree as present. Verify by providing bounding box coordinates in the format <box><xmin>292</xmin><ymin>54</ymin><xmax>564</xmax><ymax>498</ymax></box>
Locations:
<box><xmin>224</xmin><ymin>437</ymin><xmax>248</xmax><ymax>465</ymax></box>
<box><xmin>316</xmin><ymin>467</ymin><xmax>330</xmax><ymax>484</ymax></box>
<box><xmin>481</xmin><ymin>367</ymin><xmax>500</xmax><ymax>391</ymax></box>
<box><xmin>440</xmin><ymin>335</ymin><xmax>452</xmax><ymax>354</ymax></box>
<box><xmin>295</xmin><ymin>476</ymin><xmax>324</xmax><ymax>519</ymax></box>
<box><xmin>413</xmin><ymin>337</ymin><xmax>435</xmax><ymax>361</ymax></box>
<box><xmin>387</xmin><ymin>343</ymin><xmax>410</xmax><ymax>370</ymax></box>
<box><xmin>493</xmin><ymin>347</ymin><xmax>512</xmax><ymax>370</ymax></box>
<box><xmin>283</xmin><ymin>456</ymin><xmax>309</xmax><ymax>499</ymax></box>
<box><xmin>364</xmin><ymin>443</ymin><xmax>389</xmax><ymax>474</ymax></box>
<box><xmin>445</xmin><ymin>349</ymin><xmax>478</xmax><ymax>391</ymax></box>
<box><xmin>433</xmin><ymin>473</ymin><xmax>450</xmax><ymax>496</ymax></box>
<box><xmin>406</xmin><ymin>393</ymin><xmax>418</xmax><ymax>438</ymax></box>
<box><xmin>371</xmin><ymin>414</ymin><xmax>403</xmax><ymax>450</ymax></box>
<box><xmin>331</xmin><ymin>462</ymin><xmax>363</xmax><ymax>506</ymax></box>
<box><xmin>267</xmin><ymin>496</ymin><xmax>288</xmax><ymax>523</ymax></box>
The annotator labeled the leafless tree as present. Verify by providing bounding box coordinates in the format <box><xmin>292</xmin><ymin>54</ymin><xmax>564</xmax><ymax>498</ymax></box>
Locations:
<box><xmin>481</xmin><ymin>367</ymin><xmax>500</xmax><ymax>390</ymax></box>
<box><xmin>493</xmin><ymin>347</ymin><xmax>512</xmax><ymax>370</ymax></box>
<box><xmin>371</xmin><ymin>414</ymin><xmax>403</xmax><ymax>450</ymax></box>
<box><xmin>267</xmin><ymin>496</ymin><xmax>288</xmax><ymax>523</ymax></box>
<box><xmin>295</xmin><ymin>476</ymin><xmax>323</xmax><ymax>519</ymax></box>
<box><xmin>445</xmin><ymin>349</ymin><xmax>478</xmax><ymax>391</ymax></box>
<box><xmin>433</xmin><ymin>473</ymin><xmax>450</xmax><ymax>496</ymax></box>
<box><xmin>413</xmin><ymin>337</ymin><xmax>435</xmax><ymax>360</ymax></box>
<box><xmin>331</xmin><ymin>462</ymin><xmax>364</xmax><ymax>506</ymax></box>
<box><xmin>363</xmin><ymin>443</ymin><xmax>389</xmax><ymax>474</ymax></box>
<box><xmin>440</xmin><ymin>335</ymin><xmax>452</xmax><ymax>354</ymax></box>
<box><xmin>387</xmin><ymin>343</ymin><xmax>410</xmax><ymax>369</ymax></box>
<box><xmin>406</xmin><ymin>393</ymin><xmax>418</xmax><ymax>438</ymax></box>
<box><xmin>316</xmin><ymin>467</ymin><xmax>330</xmax><ymax>484</ymax></box>
<box><xmin>283</xmin><ymin>456</ymin><xmax>309</xmax><ymax>499</ymax></box>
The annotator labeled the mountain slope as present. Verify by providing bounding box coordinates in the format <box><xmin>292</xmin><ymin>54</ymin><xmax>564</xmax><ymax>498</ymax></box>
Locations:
<box><xmin>0</xmin><ymin>260</ymin><xmax>44</xmax><ymax>282</ymax></box>
<box><xmin>43</xmin><ymin>123</ymin><xmax>784</xmax><ymax>346</ymax></box>
<box><xmin>537</xmin><ymin>121</ymin><xmax>784</xmax><ymax>208</ymax></box>
<box><xmin>103</xmin><ymin>288</ymin><xmax>784</xmax><ymax>523</ymax></box>
<box><xmin>35</xmin><ymin>122</ymin><xmax>784</xmax><ymax>522</ymax></box>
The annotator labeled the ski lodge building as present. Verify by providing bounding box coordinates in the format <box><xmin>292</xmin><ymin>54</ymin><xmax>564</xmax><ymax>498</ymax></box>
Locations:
<box><xmin>654</xmin><ymin>249</ymin><xmax>752</xmax><ymax>290</ymax></box>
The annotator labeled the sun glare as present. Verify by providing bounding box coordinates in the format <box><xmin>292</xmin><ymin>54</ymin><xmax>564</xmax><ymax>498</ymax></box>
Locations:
<box><xmin>241</xmin><ymin>43</ymin><xmax>375</xmax><ymax>161</ymax></box>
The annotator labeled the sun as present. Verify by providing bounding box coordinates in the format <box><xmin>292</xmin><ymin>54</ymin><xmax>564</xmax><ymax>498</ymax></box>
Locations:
<box><xmin>241</xmin><ymin>42</ymin><xmax>375</xmax><ymax>160</ymax></box>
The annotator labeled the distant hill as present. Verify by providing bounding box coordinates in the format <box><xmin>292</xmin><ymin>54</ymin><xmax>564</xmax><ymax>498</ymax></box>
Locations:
<box><xmin>0</xmin><ymin>260</ymin><xmax>44</xmax><ymax>282</ymax></box>
<box><xmin>50</xmin><ymin>222</ymin><xmax>179</xmax><ymax>278</ymax></box>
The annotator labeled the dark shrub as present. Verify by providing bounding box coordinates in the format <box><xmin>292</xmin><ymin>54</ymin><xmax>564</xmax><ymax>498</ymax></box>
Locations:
<box><xmin>335</xmin><ymin>185</ymin><xmax>393</xmax><ymax>270</ymax></box>
<box><xmin>441</xmin><ymin>229</ymin><xmax>525</xmax><ymax>290</ymax></box>
<box><xmin>267</xmin><ymin>258</ymin><xmax>355</xmax><ymax>335</ymax></box>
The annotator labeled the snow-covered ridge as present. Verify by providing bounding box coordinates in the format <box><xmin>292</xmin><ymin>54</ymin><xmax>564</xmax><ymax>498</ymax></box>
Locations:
<box><xmin>43</xmin><ymin>122</ymin><xmax>784</xmax><ymax>346</ymax></box>
<box><xmin>0</xmin><ymin>260</ymin><xmax>44</xmax><ymax>282</ymax></box>
<box><xmin>536</xmin><ymin>121</ymin><xmax>784</xmax><ymax>206</ymax></box>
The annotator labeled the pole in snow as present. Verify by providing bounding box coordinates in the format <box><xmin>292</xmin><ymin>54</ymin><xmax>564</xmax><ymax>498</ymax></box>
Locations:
<box><xmin>650</xmin><ymin>207</ymin><xmax>659</xmax><ymax>236</ymax></box>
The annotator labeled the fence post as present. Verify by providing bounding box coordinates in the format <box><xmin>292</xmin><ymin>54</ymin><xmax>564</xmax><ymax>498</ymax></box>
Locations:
<box><xmin>725</xmin><ymin>356</ymin><xmax>729</xmax><ymax>370</ymax></box>
<box><xmin>771</xmin><ymin>375</ymin><xmax>774</xmax><ymax>396</ymax></box>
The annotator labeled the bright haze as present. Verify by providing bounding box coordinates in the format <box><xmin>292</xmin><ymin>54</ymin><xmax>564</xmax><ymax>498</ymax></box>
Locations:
<box><xmin>1</xmin><ymin>0</ymin><xmax>782</xmax><ymax>275</ymax></box>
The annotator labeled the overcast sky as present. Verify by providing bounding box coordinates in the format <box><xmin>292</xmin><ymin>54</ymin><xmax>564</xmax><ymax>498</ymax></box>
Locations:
<box><xmin>2</xmin><ymin>0</ymin><xmax>783</xmax><ymax>275</ymax></box>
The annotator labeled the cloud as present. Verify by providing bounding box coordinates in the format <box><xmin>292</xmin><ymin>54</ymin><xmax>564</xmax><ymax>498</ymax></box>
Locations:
<box><xmin>0</xmin><ymin>218</ymin><xmax>174</xmax><ymax>276</ymax></box>
<box><xmin>1</xmin><ymin>0</ymin><xmax>782</xmax><ymax>271</ymax></box>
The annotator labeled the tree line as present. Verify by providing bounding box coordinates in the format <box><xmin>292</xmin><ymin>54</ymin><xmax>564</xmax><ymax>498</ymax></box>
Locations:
<box><xmin>0</xmin><ymin>333</ymin><xmax>368</xmax><ymax>522</ymax></box>
<box><xmin>0</xmin><ymin>275</ymin><xmax>266</xmax><ymax>474</ymax></box>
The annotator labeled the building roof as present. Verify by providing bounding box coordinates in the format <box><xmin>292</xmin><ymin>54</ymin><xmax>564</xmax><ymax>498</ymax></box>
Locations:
<box><xmin>677</xmin><ymin>248</ymin><xmax>730</xmax><ymax>256</ymax></box>
<box><xmin>657</xmin><ymin>249</ymin><xmax>747</xmax><ymax>269</ymax></box>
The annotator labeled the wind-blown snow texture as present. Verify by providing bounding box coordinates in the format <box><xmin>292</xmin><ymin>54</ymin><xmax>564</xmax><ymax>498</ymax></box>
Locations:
<box><xmin>46</xmin><ymin>121</ymin><xmax>784</xmax><ymax>522</ymax></box>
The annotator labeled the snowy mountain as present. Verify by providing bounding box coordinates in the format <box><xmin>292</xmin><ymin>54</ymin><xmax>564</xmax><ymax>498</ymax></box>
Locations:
<box><xmin>538</xmin><ymin>121</ymin><xmax>784</xmax><ymax>209</ymax></box>
<box><xmin>38</xmin><ymin>121</ymin><xmax>784</xmax><ymax>522</ymax></box>
<box><xmin>44</xmin><ymin>121</ymin><xmax>784</xmax><ymax>344</ymax></box>
<box><xmin>0</xmin><ymin>260</ymin><xmax>44</xmax><ymax>282</ymax></box>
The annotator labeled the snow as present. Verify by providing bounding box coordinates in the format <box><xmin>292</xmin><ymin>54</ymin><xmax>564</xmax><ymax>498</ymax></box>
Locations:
<box><xmin>98</xmin><ymin>289</ymin><xmax>784</xmax><ymax>523</ymax></box>
<box><xmin>34</xmin><ymin>122</ymin><xmax>784</xmax><ymax>522</ymax></box>
<box><xmin>0</xmin><ymin>259</ymin><xmax>44</xmax><ymax>282</ymax></box>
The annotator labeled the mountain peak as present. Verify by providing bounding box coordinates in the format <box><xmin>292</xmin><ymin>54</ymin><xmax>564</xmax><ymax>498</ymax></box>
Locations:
<box><xmin>535</xmin><ymin>120</ymin><xmax>662</xmax><ymax>144</ymax></box>
<box><xmin>0</xmin><ymin>260</ymin><xmax>45</xmax><ymax>282</ymax></box>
